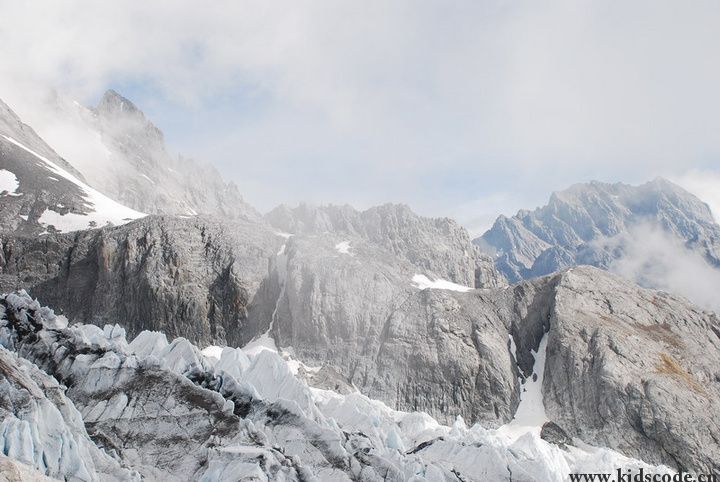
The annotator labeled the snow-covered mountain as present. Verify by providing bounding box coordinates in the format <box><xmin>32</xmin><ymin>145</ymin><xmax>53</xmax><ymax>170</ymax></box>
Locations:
<box><xmin>476</xmin><ymin>179</ymin><xmax>720</xmax><ymax>310</ymax></box>
<box><xmin>0</xmin><ymin>98</ymin><xmax>145</xmax><ymax>235</ymax></box>
<box><xmin>10</xmin><ymin>89</ymin><xmax>260</xmax><ymax>221</ymax></box>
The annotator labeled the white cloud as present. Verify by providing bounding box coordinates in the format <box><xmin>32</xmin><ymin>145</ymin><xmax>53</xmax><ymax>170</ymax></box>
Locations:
<box><xmin>0</xmin><ymin>0</ymin><xmax>719</xmax><ymax>219</ymax></box>
<box><xmin>599</xmin><ymin>223</ymin><xmax>720</xmax><ymax>313</ymax></box>
<box><xmin>672</xmin><ymin>170</ymin><xmax>720</xmax><ymax>223</ymax></box>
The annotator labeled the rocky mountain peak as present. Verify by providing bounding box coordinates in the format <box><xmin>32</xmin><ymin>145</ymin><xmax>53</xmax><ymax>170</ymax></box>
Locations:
<box><xmin>97</xmin><ymin>89</ymin><xmax>142</xmax><ymax>119</ymax></box>
<box><xmin>265</xmin><ymin>202</ymin><xmax>502</xmax><ymax>287</ymax></box>
<box><xmin>95</xmin><ymin>89</ymin><xmax>165</xmax><ymax>148</ymax></box>
<box><xmin>477</xmin><ymin>179</ymin><xmax>720</xmax><ymax>293</ymax></box>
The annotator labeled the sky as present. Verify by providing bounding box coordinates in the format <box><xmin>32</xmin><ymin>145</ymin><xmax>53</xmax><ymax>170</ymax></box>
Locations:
<box><xmin>0</xmin><ymin>0</ymin><xmax>719</xmax><ymax>235</ymax></box>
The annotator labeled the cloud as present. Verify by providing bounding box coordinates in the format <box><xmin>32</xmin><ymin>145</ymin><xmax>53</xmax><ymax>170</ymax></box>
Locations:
<box><xmin>1</xmin><ymin>0</ymin><xmax>719</xmax><ymax>221</ymax></box>
<box><xmin>598</xmin><ymin>223</ymin><xmax>720</xmax><ymax>313</ymax></box>
<box><xmin>672</xmin><ymin>170</ymin><xmax>720</xmax><ymax>223</ymax></box>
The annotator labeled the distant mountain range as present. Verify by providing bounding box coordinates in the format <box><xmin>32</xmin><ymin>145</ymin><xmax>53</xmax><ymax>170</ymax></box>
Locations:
<box><xmin>475</xmin><ymin>178</ymin><xmax>720</xmax><ymax>311</ymax></box>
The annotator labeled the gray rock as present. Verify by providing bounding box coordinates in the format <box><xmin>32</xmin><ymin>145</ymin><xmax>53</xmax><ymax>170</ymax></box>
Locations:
<box><xmin>542</xmin><ymin>266</ymin><xmax>720</xmax><ymax>474</ymax></box>
<box><xmin>266</xmin><ymin>202</ymin><xmax>506</xmax><ymax>288</ymax></box>
<box><xmin>540</xmin><ymin>422</ymin><xmax>572</xmax><ymax>449</ymax></box>
<box><xmin>477</xmin><ymin>179</ymin><xmax>720</xmax><ymax>284</ymax></box>
<box><xmin>0</xmin><ymin>216</ymin><xmax>283</xmax><ymax>346</ymax></box>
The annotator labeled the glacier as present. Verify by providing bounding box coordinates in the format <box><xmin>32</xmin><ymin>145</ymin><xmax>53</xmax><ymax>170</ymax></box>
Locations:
<box><xmin>0</xmin><ymin>290</ymin><xmax>672</xmax><ymax>481</ymax></box>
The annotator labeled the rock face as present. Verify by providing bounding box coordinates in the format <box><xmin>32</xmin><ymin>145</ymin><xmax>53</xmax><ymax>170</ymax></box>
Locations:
<box><xmin>0</xmin><ymin>216</ymin><xmax>282</xmax><ymax>346</ymax></box>
<box><xmin>264</xmin><ymin>249</ymin><xmax>720</xmax><ymax>473</ymax></box>
<box><xmin>264</xmin><ymin>232</ymin><xmax>560</xmax><ymax>427</ymax></box>
<box><xmin>477</xmin><ymin>179</ymin><xmax>720</xmax><ymax>283</ymax></box>
<box><xmin>266</xmin><ymin>202</ymin><xmax>505</xmax><ymax>288</ymax></box>
<box><xmin>255</xmin><ymin>233</ymin><xmax>518</xmax><ymax>427</ymax></box>
<box><xmin>543</xmin><ymin>267</ymin><xmax>720</xmax><ymax>474</ymax></box>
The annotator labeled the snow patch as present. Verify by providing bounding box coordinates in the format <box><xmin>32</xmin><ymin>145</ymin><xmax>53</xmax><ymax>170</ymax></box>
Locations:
<box><xmin>412</xmin><ymin>274</ymin><xmax>473</xmax><ymax>292</ymax></box>
<box><xmin>200</xmin><ymin>345</ymin><xmax>224</xmax><ymax>362</ymax></box>
<box><xmin>0</xmin><ymin>169</ymin><xmax>20</xmax><ymax>196</ymax></box>
<box><xmin>335</xmin><ymin>241</ymin><xmax>354</xmax><ymax>256</ymax></box>
<box><xmin>501</xmin><ymin>333</ymin><xmax>549</xmax><ymax>440</ymax></box>
<box><xmin>1</xmin><ymin>135</ymin><xmax>146</xmax><ymax>232</ymax></box>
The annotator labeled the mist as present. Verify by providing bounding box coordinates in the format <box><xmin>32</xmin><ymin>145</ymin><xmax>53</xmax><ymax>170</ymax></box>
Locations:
<box><xmin>1</xmin><ymin>0</ymin><xmax>720</xmax><ymax>224</ymax></box>
<box><xmin>599</xmin><ymin>223</ymin><xmax>720</xmax><ymax>313</ymax></box>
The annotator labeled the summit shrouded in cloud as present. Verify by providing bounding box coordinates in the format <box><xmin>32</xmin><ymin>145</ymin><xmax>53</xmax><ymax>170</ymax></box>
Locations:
<box><xmin>0</xmin><ymin>0</ymin><xmax>719</xmax><ymax>226</ymax></box>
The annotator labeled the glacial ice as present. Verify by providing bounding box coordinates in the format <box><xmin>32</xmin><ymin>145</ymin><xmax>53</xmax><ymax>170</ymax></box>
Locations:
<box><xmin>0</xmin><ymin>291</ymin><xmax>674</xmax><ymax>481</ymax></box>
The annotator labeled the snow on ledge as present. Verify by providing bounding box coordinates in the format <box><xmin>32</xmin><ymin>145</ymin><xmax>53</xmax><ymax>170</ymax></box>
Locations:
<box><xmin>335</xmin><ymin>241</ymin><xmax>354</xmax><ymax>256</ymax></box>
<box><xmin>412</xmin><ymin>274</ymin><xmax>473</xmax><ymax>292</ymax></box>
<box><xmin>0</xmin><ymin>169</ymin><xmax>21</xmax><ymax>196</ymax></box>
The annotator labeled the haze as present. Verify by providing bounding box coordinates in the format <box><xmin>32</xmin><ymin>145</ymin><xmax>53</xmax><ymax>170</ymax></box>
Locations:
<box><xmin>1</xmin><ymin>0</ymin><xmax>719</xmax><ymax>234</ymax></box>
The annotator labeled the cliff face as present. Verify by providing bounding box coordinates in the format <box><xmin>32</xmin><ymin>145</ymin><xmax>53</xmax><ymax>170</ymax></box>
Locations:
<box><xmin>543</xmin><ymin>268</ymin><xmax>720</xmax><ymax>473</ymax></box>
<box><xmin>0</xmin><ymin>216</ymin><xmax>282</xmax><ymax>347</ymax></box>
<box><xmin>256</xmin><ymin>224</ymin><xmax>720</xmax><ymax>473</ymax></box>
<box><xmin>266</xmin><ymin>202</ymin><xmax>506</xmax><ymax>288</ymax></box>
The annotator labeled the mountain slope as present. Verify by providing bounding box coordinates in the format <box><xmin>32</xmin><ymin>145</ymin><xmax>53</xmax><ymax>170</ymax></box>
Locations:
<box><xmin>0</xmin><ymin>98</ymin><xmax>145</xmax><ymax>236</ymax></box>
<box><xmin>23</xmin><ymin>90</ymin><xmax>260</xmax><ymax>221</ymax></box>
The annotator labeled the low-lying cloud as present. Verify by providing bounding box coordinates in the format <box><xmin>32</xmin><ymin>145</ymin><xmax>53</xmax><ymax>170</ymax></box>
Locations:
<box><xmin>597</xmin><ymin>223</ymin><xmax>720</xmax><ymax>313</ymax></box>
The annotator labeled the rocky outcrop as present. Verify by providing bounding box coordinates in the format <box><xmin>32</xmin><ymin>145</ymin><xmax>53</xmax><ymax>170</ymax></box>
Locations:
<box><xmin>543</xmin><ymin>267</ymin><xmax>720</xmax><ymax>474</ymax></box>
<box><xmin>266</xmin><ymin>202</ymin><xmax>505</xmax><ymax>288</ymax></box>
<box><xmin>477</xmin><ymin>179</ymin><xmax>720</xmax><ymax>283</ymax></box>
<box><xmin>0</xmin><ymin>216</ymin><xmax>283</xmax><ymax>346</ymax></box>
